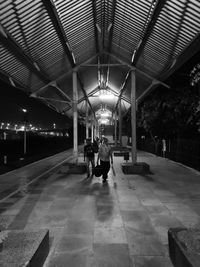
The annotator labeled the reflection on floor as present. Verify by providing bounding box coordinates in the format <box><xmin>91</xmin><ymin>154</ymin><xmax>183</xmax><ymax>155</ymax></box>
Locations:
<box><xmin>0</xmin><ymin>150</ymin><xmax>200</xmax><ymax>267</ymax></box>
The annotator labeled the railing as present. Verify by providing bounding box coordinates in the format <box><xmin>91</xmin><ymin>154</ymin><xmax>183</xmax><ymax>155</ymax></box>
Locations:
<box><xmin>138</xmin><ymin>138</ymin><xmax>200</xmax><ymax>171</ymax></box>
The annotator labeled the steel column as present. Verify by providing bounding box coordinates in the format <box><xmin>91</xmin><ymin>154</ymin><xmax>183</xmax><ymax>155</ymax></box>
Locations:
<box><xmin>73</xmin><ymin>71</ymin><xmax>78</xmax><ymax>162</ymax></box>
<box><xmin>114</xmin><ymin>111</ymin><xmax>117</xmax><ymax>146</ymax></box>
<box><xmin>119</xmin><ymin>97</ymin><xmax>122</xmax><ymax>146</ymax></box>
<box><xmin>131</xmin><ymin>70</ymin><xmax>137</xmax><ymax>164</ymax></box>
<box><xmin>86</xmin><ymin>101</ymin><xmax>89</xmax><ymax>139</ymax></box>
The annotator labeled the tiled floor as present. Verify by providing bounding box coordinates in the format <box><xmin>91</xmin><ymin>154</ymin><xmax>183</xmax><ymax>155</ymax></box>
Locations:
<box><xmin>0</xmin><ymin>150</ymin><xmax>200</xmax><ymax>266</ymax></box>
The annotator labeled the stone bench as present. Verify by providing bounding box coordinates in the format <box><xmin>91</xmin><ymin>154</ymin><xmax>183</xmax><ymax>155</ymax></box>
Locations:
<box><xmin>60</xmin><ymin>162</ymin><xmax>87</xmax><ymax>174</ymax></box>
<box><xmin>122</xmin><ymin>162</ymin><xmax>151</xmax><ymax>174</ymax></box>
<box><xmin>168</xmin><ymin>228</ymin><xmax>200</xmax><ymax>267</ymax></box>
<box><xmin>0</xmin><ymin>229</ymin><xmax>49</xmax><ymax>267</ymax></box>
<box><xmin>113</xmin><ymin>151</ymin><xmax>129</xmax><ymax>157</ymax></box>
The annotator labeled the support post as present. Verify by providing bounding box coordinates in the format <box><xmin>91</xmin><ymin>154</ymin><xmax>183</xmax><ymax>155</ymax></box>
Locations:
<box><xmin>86</xmin><ymin>100</ymin><xmax>89</xmax><ymax>139</ymax></box>
<box><xmin>94</xmin><ymin>120</ymin><xmax>97</xmax><ymax>139</ymax></box>
<box><xmin>114</xmin><ymin>111</ymin><xmax>117</xmax><ymax>147</ymax></box>
<box><xmin>73</xmin><ymin>70</ymin><xmax>78</xmax><ymax>162</ymax></box>
<box><xmin>131</xmin><ymin>69</ymin><xmax>137</xmax><ymax>164</ymax></box>
<box><xmin>24</xmin><ymin>123</ymin><xmax>27</xmax><ymax>155</ymax></box>
<box><xmin>121</xmin><ymin>69</ymin><xmax>150</xmax><ymax>174</ymax></box>
<box><xmin>96</xmin><ymin>121</ymin><xmax>99</xmax><ymax>137</ymax></box>
<box><xmin>91</xmin><ymin>120</ymin><xmax>94</xmax><ymax>142</ymax></box>
<box><xmin>119</xmin><ymin>97</ymin><xmax>122</xmax><ymax>146</ymax></box>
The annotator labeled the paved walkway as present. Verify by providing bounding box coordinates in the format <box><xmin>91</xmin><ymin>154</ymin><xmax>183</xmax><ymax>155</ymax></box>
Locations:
<box><xmin>0</xmin><ymin>150</ymin><xmax>200</xmax><ymax>267</ymax></box>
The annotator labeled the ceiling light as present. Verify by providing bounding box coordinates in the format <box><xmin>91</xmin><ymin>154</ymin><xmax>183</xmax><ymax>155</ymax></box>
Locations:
<box><xmin>100</xmin><ymin>119</ymin><xmax>109</xmax><ymax>124</ymax></box>
<box><xmin>99</xmin><ymin>90</ymin><xmax>114</xmax><ymax>100</ymax></box>
<box><xmin>101</xmin><ymin>112</ymin><xmax>110</xmax><ymax>117</ymax></box>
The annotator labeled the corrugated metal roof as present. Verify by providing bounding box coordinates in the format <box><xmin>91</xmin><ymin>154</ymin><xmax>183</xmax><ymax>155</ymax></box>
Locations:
<box><xmin>0</xmin><ymin>0</ymin><xmax>200</xmax><ymax>122</ymax></box>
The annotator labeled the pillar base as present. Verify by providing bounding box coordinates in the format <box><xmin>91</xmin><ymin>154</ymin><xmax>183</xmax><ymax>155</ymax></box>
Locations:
<box><xmin>0</xmin><ymin>229</ymin><xmax>49</xmax><ymax>267</ymax></box>
<box><xmin>61</xmin><ymin>162</ymin><xmax>87</xmax><ymax>174</ymax></box>
<box><xmin>168</xmin><ymin>228</ymin><xmax>200</xmax><ymax>267</ymax></box>
<box><xmin>121</xmin><ymin>162</ymin><xmax>151</xmax><ymax>174</ymax></box>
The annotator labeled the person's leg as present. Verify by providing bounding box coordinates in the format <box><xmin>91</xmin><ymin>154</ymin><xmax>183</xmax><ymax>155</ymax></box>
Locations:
<box><xmin>91</xmin><ymin>157</ymin><xmax>95</xmax><ymax>176</ymax></box>
<box><xmin>100</xmin><ymin>160</ymin><xmax>110</xmax><ymax>182</ymax></box>
<box><xmin>86</xmin><ymin>157</ymin><xmax>90</xmax><ymax>177</ymax></box>
<box><xmin>104</xmin><ymin>161</ymin><xmax>110</xmax><ymax>180</ymax></box>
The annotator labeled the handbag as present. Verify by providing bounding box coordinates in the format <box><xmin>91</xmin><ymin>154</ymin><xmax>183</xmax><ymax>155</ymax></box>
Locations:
<box><xmin>94</xmin><ymin>164</ymin><xmax>102</xmax><ymax>177</ymax></box>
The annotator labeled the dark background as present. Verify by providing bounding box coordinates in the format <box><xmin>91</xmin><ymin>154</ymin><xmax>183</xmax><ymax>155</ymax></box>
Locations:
<box><xmin>0</xmin><ymin>80</ymin><xmax>71</xmax><ymax>129</ymax></box>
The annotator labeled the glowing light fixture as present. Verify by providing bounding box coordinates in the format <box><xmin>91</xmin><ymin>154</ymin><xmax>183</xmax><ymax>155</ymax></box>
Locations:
<box><xmin>101</xmin><ymin>112</ymin><xmax>110</xmax><ymax>117</ymax></box>
<box><xmin>100</xmin><ymin>119</ymin><xmax>109</xmax><ymax>124</ymax></box>
<box><xmin>99</xmin><ymin>90</ymin><xmax>114</xmax><ymax>100</ymax></box>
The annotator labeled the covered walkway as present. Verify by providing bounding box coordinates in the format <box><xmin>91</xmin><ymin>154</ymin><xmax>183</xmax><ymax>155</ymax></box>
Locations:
<box><xmin>0</xmin><ymin>149</ymin><xmax>200</xmax><ymax>266</ymax></box>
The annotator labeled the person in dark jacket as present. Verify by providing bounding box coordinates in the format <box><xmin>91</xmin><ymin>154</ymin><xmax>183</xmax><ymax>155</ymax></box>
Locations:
<box><xmin>84</xmin><ymin>138</ymin><xmax>95</xmax><ymax>178</ymax></box>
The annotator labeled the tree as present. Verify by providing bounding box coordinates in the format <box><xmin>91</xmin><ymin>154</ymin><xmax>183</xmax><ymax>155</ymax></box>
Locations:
<box><xmin>136</xmin><ymin>84</ymin><xmax>200</xmax><ymax>154</ymax></box>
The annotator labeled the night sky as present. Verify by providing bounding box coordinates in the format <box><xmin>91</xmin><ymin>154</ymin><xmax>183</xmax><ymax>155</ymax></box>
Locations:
<box><xmin>0</xmin><ymin>80</ymin><xmax>72</xmax><ymax>129</ymax></box>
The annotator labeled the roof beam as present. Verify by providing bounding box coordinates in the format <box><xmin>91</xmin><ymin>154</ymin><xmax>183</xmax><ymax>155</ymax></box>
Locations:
<box><xmin>132</xmin><ymin>0</ymin><xmax>166</xmax><ymax>65</ymax></box>
<box><xmin>0</xmin><ymin>69</ymin><xmax>26</xmax><ymax>90</ymax></box>
<box><xmin>42</xmin><ymin>0</ymin><xmax>96</xmax><ymax>118</ymax></box>
<box><xmin>79</xmin><ymin>63</ymin><xmax>129</xmax><ymax>67</ymax></box>
<box><xmin>160</xmin><ymin>32</ymin><xmax>200</xmax><ymax>81</ymax></box>
<box><xmin>121</xmin><ymin>95</ymin><xmax>131</xmax><ymax>105</ymax></box>
<box><xmin>104</xmin><ymin>52</ymin><xmax>169</xmax><ymax>112</ymax></box>
<box><xmin>91</xmin><ymin>0</ymin><xmax>100</xmax><ymax>53</ymax></box>
<box><xmin>31</xmin><ymin>81</ymin><xmax>72</xmax><ymax>104</ymax></box>
<box><xmin>106</xmin><ymin>0</ymin><xmax>117</xmax><ymax>91</ymax></box>
<box><xmin>77</xmin><ymin>74</ymin><xmax>96</xmax><ymax>117</ymax></box>
<box><xmin>136</xmin><ymin>80</ymin><xmax>160</xmax><ymax>105</ymax></box>
<box><xmin>108</xmin><ymin>0</ymin><xmax>117</xmax><ymax>53</ymax></box>
<box><xmin>33</xmin><ymin>96</ymin><xmax>71</xmax><ymax>104</ymax></box>
<box><xmin>73</xmin><ymin>53</ymin><xmax>99</xmax><ymax>71</ymax></box>
<box><xmin>0</xmin><ymin>24</ymin><xmax>49</xmax><ymax>84</ymax></box>
<box><xmin>42</xmin><ymin>0</ymin><xmax>75</xmax><ymax>67</ymax></box>
<box><xmin>0</xmin><ymin>23</ymin><xmax>76</xmax><ymax>115</ymax></box>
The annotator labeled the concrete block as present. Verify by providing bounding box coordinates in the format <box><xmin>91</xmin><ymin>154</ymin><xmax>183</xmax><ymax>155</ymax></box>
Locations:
<box><xmin>121</xmin><ymin>162</ymin><xmax>150</xmax><ymax>174</ymax></box>
<box><xmin>66</xmin><ymin>163</ymin><xmax>87</xmax><ymax>174</ymax></box>
<box><xmin>112</xmin><ymin>146</ymin><xmax>130</xmax><ymax>152</ymax></box>
<box><xmin>168</xmin><ymin>228</ymin><xmax>200</xmax><ymax>267</ymax></box>
<box><xmin>114</xmin><ymin>152</ymin><xmax>128</xmax><ymax>157</ymax></box>
<box><xmin>0</xmin><ymin>229</ymin><xmax>49</xmax><ymax>267</ymax></box>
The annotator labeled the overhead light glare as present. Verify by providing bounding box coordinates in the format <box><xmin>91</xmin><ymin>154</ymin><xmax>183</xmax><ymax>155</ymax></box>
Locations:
<box><xmin>107</xmin><ymin>23</ymin><xmax>113</xmax><ymax>32</ymax></box>
<box><xmin>0</xmin><ymin>24</ymin><xmax>7</xmax><ymax>38</ymax></box>
<box><xmin>96</xmin><ymin>23</ymin><xmax>101</xmax><ymax>33</ymax></box>
<box><xmin>131</xmin><ymin>50</ymin><xmax>136</xmax><ymax>63</ymax></box>
<box><xmin>99</xmin><ymin>90</ymin><xmax>114</xmax><ymax>100</ymax></box>
<box><xmin>100</xmin><ymin>119</ymin><xmax>109</xmax><ymax>124</ymax></box>
<box><xmin>101</xmin><ymin>112</ymin><xmax>110</xmax><ymax>117</ymax></box>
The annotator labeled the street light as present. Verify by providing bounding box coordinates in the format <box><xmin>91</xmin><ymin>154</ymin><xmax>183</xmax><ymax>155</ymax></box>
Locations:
<box><xmin>22</xmin><ymin>109</ymin><xmax>28</xmax><ymax>155</ymax></box>
<box><xmin>0</xmin><ymin>122</ymin><xmax>4</xmax><ymax>129</ymax></box>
